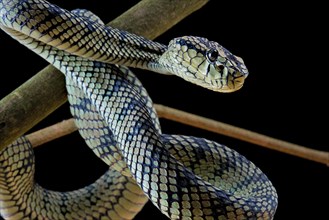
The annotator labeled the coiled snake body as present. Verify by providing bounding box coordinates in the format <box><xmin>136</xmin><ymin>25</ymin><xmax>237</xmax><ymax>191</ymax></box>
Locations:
<box><xmin>0</xmin><ymin>0</ymin><xmax>278</xmax><ymax>219</ymax></box>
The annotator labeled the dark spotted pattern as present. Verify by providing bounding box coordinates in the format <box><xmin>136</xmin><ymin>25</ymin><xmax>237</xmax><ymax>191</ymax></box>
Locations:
<box><xmin>0</xmin><ymin>0</ymin><xmax>277</xmax><ymax>219</ymax></box>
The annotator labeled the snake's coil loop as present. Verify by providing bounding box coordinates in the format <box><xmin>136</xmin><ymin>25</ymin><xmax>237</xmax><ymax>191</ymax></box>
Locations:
<box><xmin>0</xmin><ymin>0</ymin><xmax>277</xmax><ymax>219</ymax></box>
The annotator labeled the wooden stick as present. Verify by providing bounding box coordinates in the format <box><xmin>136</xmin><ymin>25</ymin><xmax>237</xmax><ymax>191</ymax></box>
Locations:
<box><xmin>155</xmin><ymin>104</ymin><xmax>329</xmax><ymax>166</ymax></box>
<box><xmin>27</xmin><ymin>118</ymin><xmax>76</xmax><ymax>148</ymax></box>
<box><xmin>26</xmin><ymin>105</ymin><xmax>329</xmax><ymax>166</ymax></box>
<box><xmin>0</xmin><ymin>0</ymin><xmax>209</xmax><ymax>150</ymax></box>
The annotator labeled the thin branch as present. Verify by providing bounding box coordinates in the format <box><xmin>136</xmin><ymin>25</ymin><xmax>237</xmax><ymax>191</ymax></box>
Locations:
<box><xmin>27</xmin><ymin>118</ymin><xmax>76</xmax><ymax>148</ymax></box>
<box><xmin>0</xmin><ymin>0</ymin><xmax>209</xmax><ymax>150</ymax></box>
<box><xmin>26</xmin><ymin>105</ymin><xmax>329</xmax><ymax>166</ymax></box>
<box><xmin>155</xmin><ymin>104</ymin><xmax>329</xmax><ymax>166</ymax></box>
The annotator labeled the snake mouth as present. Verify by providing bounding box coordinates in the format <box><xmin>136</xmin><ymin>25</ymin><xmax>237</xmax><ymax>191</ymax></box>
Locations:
<box><xmin>206</xmin><ymin>78</ymin><xmax>245</xmax><ymax>93</ymax></box>
<box><xmin>203</xmin><ymin>72</ymin><xmax>245</xmax><ymax>92</ymax></box>
<box><xmin>187</xmin><ymin>73</ymin><xmax>246</xmax><ymax>93</ymax></box>
<box><xmin>221</xmin><ymin>84</ymin><xmax>243</xmax><ymax>93</ymax></box>
<box><xmin>216</xmin><ymin>84</ymin><xmax>243</xmax><ymax>93</ymax></box>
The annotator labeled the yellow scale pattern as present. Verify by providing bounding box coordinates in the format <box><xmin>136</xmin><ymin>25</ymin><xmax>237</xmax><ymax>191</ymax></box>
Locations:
<box><xmin>0</xmin><ymin>0</ymin><xmax>277</xmax><ymax>219</ymax></box>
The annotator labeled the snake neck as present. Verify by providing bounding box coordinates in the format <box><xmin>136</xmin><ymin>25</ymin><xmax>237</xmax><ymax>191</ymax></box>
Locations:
<box><xmin>97</xmin><ymin>27</ymin><xmax>169</xmax><ymax>73</ymax></box>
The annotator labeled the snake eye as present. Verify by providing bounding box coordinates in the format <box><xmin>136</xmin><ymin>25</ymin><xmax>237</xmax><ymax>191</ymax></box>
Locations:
<box><xmin>206</xmin><ymin>49</ymin><xmax>219</xmax><ymax>63</ymax></box>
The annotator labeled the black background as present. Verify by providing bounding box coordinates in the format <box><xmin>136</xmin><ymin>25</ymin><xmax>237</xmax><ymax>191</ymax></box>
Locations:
<box><xmin>0</xmin><ymin>0</ymin><xmax>328</xmax><ymax>219</ymax></box>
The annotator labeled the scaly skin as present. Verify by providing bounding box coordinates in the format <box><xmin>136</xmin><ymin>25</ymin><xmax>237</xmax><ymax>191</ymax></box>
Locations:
<box><xmin>0</xmin><ymin>0</ymin><xmax>276</xmax><ymax>219</ymax></box>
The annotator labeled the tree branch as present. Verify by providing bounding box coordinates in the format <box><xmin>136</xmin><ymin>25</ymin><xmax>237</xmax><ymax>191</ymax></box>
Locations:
<box><xmin>27</xmin><ymin>118</ymin><xmax>76</xmax><ymax>148</ymax></box>
<box><xmin>0</xmin><ymin>0</ymin><xmax>209</xmax><ymax>150</ymax></box>
<box><xmin>155</xmin><ymin>104</ymin><xmax>329</xmax><ymax>166</ymax></box>
<box><xmin>26</xmin><ymin>105</ymin><xmax>329</xmax><ymax>166</ymax></box>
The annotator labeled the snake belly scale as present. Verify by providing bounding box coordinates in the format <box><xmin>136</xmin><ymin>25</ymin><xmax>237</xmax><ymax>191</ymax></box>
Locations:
<box><xmin>0</xmin><ymin>0</ymin><xmax>278</xmax><ymax>219</ymax></box>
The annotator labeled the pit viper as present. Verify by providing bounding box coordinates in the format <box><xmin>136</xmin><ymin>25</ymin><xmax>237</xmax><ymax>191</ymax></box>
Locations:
<box><xmin>0</xmin><ymin>0</ymin><xmax>278</xmax><ymax>219</ymax></box>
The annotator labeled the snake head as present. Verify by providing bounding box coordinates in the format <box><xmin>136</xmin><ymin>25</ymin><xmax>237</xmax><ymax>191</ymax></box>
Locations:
<box><xmin>161</xmin><ymin>36</ymin><xmax>249</xmax><ymax>92</ymax></box>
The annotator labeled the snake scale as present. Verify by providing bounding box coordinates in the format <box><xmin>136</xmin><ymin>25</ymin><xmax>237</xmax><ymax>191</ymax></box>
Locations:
<box><xmin>0</xmin><ymin>0</ymin><xmax>278</xmax><ymax>219</ymax></box>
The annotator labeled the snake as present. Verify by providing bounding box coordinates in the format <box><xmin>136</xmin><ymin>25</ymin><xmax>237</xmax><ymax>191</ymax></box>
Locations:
<box><xmin>0</xmin><ymin>0</ymin><xmax>278</xmax><ymax>219</ymax></box>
